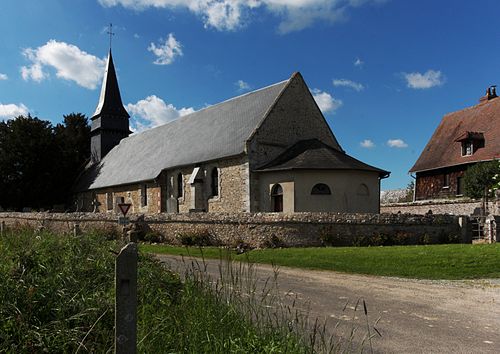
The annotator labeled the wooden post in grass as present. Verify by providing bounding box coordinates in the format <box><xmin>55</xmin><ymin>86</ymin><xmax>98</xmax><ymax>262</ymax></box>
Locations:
<box><xmin>115</xmin><ymin>242</ymin><xmax>138</xmax><ymax>354</ymax></box>
<box><xmin>0</xmin><ymin>221</ymin><xmax>5</xmax><ymax>237</ymax></box>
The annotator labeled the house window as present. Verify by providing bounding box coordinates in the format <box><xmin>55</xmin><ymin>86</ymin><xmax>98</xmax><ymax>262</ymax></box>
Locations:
<box><xmin>177</xmin><ymin>173</ymin><xmax>183</xmax><ymax>198</ymax></box>
<box><xmin>271</xmin><ymin>184</ymin><xmax>283</xmax><ymax>212</ymax></box>
<box><xmin>106</xmin><ymin>192</ymin><xmax>113</xmax><ymax>211</ymax></box>
<box><xmin>141</xmin><ymin>184</ymin><xmax>148</xmax><ymax>206</ymax></box>
<box><xmin>211</xmin><ymin>168</ymin><xmax>219</xmax><ymax>197</ymax></box>
<box><xmin>456</xmin><ymin>177</ymin><xmax>464</xmax><ymax>196</ymax></box>
<box><xmin>443</xmin><ymin>174</ymin><xmax>450</xmax><ymax>188</ymax></box>
<box><xmin>357</xmin><ymin>184</ymin><xmax>369</xmax><ymax>196</ymax></box>
<box><xmin>462</xmin><ymin>141</ymin><xmax>473</xmax><ymax>156</ymax></box>
<box><xmin>311</xmin><ymin>183</ymin><xmax>331</xmax><ymax>195</ymax></box>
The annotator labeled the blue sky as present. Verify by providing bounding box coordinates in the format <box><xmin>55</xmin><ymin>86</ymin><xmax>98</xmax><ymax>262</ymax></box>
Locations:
<box><xmin>1</xmin><ymin>0</ymin><xmax>499</xmax><ymax>190</ymax></box>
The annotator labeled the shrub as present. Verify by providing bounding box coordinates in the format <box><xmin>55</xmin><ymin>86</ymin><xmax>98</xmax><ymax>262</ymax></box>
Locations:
<box><xmin>176</xmin><ymin>229</ymin><xmax>214</xmax><ymax>246</ymax></box>
<box><xmin>260</xmin><ymin>233</ymin><xmax>285</xmax><ymax>248</ymax></box>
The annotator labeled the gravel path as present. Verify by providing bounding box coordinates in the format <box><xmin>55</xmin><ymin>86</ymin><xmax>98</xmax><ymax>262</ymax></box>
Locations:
<box><xmin>155</xmin><ymin>254</ymin><xmax>500</xmax><ymax>354</ymax></box>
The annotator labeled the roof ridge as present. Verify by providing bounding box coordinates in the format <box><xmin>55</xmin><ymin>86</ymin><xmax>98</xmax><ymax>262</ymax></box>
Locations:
<box><xmin>128</xmin><ymin>78</ymin><xmax>290</xmax><ymax>138</ymax></box>
<box><xmin>443</xmin><ymin>96</ymin><xmax>500</xmax><ymax>118</ymax></box>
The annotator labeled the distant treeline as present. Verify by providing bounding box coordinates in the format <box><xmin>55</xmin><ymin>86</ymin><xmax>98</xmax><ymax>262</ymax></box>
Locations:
<box><xmin>0</xmin><ymin>114</ymin><xmax>90</xmax><ymax>211</ymax></box>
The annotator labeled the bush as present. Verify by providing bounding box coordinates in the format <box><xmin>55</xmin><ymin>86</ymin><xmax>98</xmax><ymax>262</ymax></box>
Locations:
<box><xmin>176</xmin><ymin>229</ymin><xmax>214</xmax><ymax>246</ymax></box>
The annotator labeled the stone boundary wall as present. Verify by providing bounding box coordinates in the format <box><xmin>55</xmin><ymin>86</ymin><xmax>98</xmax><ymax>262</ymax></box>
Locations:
<box><xmin>381</xmin><ymin>199</ymin><xmax>499</xmax><ymax>216</ymax></box>
<box><xmin>0</xmin><ymin>212</ymin><xmax>469</xmax><ymax>247</ymax></box>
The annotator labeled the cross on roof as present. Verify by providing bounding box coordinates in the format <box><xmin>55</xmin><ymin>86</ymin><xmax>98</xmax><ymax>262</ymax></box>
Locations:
<box><xmin>107</xmin><ymin>23</ymin><xmax>115</xmax><ymax>50</ymax></box>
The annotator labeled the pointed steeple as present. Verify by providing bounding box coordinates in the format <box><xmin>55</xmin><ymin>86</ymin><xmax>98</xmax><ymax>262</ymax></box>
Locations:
<box><xmin>92</xmin><ymin>50</ymin><xmax>130</xmax><ymax>119</ymax></box>
<box><xmin>90</xmin><ymin>50</ymin><xmax>130</xmax><ymax>163</ymax></box>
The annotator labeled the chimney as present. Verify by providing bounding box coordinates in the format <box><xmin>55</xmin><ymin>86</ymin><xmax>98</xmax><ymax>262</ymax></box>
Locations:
<box><xmin>479</xmin><ymin>85</ymin><xmax>498</xmax><ymax>103</ymax></box>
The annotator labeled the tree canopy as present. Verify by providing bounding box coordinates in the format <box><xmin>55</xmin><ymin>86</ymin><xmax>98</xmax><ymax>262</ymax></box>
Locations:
<box><xmin>463</xmin><ymin>160</ymin><xmax>500</xmax><ymax>199</ymax></box>
<box><xmin>0</xmin><ymin>114</ymin><xmax>90</xmax><ymax>211</ymax></box>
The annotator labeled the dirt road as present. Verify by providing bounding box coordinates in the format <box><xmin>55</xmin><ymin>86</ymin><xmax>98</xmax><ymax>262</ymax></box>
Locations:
<box><xmin>155</xmin><ymin>254</ymin><xmax>500</xmax><ymax>354</ymax></box>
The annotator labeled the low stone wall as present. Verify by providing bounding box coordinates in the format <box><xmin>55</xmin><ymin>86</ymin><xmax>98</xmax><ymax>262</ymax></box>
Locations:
<box><xmin>0</xmin><ymin>211</ymin><xmax>469</xmax><ymax>247</ymax></box>
<box><xmin>381</xmin><ymin>199</ymin><xmax>499</xmax><ymax>216</ymax></box>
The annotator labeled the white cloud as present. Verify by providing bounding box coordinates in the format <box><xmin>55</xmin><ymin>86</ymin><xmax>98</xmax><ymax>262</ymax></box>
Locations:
<box><xmin>387</xmin><ymin>139</ymin><xmax>408</xmax><ymax>148</ymax></box>
<box><xmin>20</xmin><ymin>40</ymin><xmax>105</xmax><ymax>89</ymax></box>
<box><xmin>360</xmin><ymin>139</ymin><xmax>375</xmax><ymax>148</ymax></box>
<box><xmin>403</xmin><ymin>70</ymin><xmax>444</xmax><ymax>89</ymax></box>
<box><xmin>235</xmin><ymin>79</ymin><xmax>250</xmax><ymax>91</ymax></box>
<box><xmin>0</xmin><ymin>73</ymin><xmax>8</xmax><ymax>80</ymax></box>
<box><xmin>311</xmin><ymin>88</ymin><xmax>342</xmax><ymax>114</ymax></box>
<box><xmin>148</xmin><ymin>33</ymin><xmax>183</xmax><ymax>65</ymax></box>
<box><xmin>98</xmin><ymin>0</ymin><xmax>386</xmax><ymax>33</ymax></box>
<box><xmin>333</xmin><ymin>78</ymin><xmax>364</xmax><ymax>91</ymax></box>
<box><xmin>126</xmin><ymin>95</ymin><xmax>195</xmax><ymax>132</ymax></box>
<box><xmin>354</xmin><ymin>57</ymin><xmax>363</xmax><ymax>67</ymax></box>
<box><xmin>0</xmin><ymin>103</ymin><xmax>29</xmax><ymax>120</ymax></box>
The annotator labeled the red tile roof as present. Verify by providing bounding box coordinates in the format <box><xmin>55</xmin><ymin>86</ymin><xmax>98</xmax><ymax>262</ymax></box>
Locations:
<box><xmin>410</xmin><ymin>96</ymin><xmax>500</xmax><ymax>173</ymax></box>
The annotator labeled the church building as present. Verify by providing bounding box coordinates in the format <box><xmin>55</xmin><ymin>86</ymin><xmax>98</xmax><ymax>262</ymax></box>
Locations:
<box><xmin>76</xmin><ymin>51</ymin><xmax>389</xmax><ymax>214</ymax></box>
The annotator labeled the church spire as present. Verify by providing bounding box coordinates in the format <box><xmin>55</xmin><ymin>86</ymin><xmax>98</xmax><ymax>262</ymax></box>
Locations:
<box><xmin>92</xmin><ymin>50</ymin><xmax>129</xmax><ymax>119</ymax></box>
<box><xmin>90</xmin><ymin>49</ymin><xmax>130</xmax><ymax>163</ymax></box>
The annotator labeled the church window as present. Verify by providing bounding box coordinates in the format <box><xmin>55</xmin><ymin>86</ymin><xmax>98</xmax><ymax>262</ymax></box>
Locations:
<box><xmin>106</xmin><ymin>192</ymin><xmax>113</xmax><ymax>210</ymax></box>
<box><xmin>141</xmin><ymin>184</ymin><xmax>148</xmax><ymax>206</ymax></box>
<box><xmin>177</xmin><ymin>173</ymin><xmax>183</xmax><ymax>198</ymax></box>
<box><xmin>211</xmin><ymin>168</ymin><xmax>219</xmax><ymax>197</ymax></box>
<box><xmin>271</xmin><ymin>184</ymin><xmax>283</xmax><ymax>212</ymax></box>
<box><xmin>357</xmin><ymin>184</ymin><xmax>369</xmax><ymax>196</ymax></box>
<box><xmin>311</xmin><ymin>183</ymin><xmax>331</xmax><ymax>195</ymax></box>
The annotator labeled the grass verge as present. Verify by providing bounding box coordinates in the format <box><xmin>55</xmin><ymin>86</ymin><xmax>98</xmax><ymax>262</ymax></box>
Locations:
<box><xmin>0</xmin><ymin>229</ymin><xmax>313</xmax><ymax>353</ymax></box>
<box><xmin>141</xmin><ymin>243</ymin><xmax>500</xmax><ymax>280</ymax></box>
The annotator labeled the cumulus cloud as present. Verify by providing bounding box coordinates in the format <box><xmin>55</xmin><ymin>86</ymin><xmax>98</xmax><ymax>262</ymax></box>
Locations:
<box><xmin>333</xmin><ymin>78</ymin><xmax>364</xmax><ymax>91</ymax></box>
<box><xmin>126</xmin><ymin>95</ymin><xmax>195</xmax><ymax>132</ymax></box>
<box><xmin>360</xmin><ymin>139</ymin><xmax>375</xmax><ymax>148</ymax></box>
<box><xmin>311</xmin><ymin>88</ymin><xmax>342</xmax><ymax>114</ymax></box>
<box><xmin>0</xmin><ymin>73</ymin><xmax>8</xmax><ymax>80</ymax></box>
<box><xmin>235</xmin><ymin>79</ymin><xmax>250</xmax><ymax>91</ymax></box>
<box><xmin>0</xmin><ymin>103</ymin><xmax>29</xmax><ymax>120</ymax></box>
<box><xmin>98</xmin><ymin>0</ymin><xmax>386</xmax><ymax>33</ymax></box>
<box><xmin>20</xmin><ymin>40</ymin><xmax>105</xmax><ymax>89</ymax></box>
<box><xmin>403</xmin><ymin>70</ymin><xmax>444</xmax><ymax>89</ymax></box>
<box><xmin>148</xmin><ymin>33</ymin><xmax>183</xmax><ymax>65</ymax></box>
<box><xmin>354</xmin><ymin>57</ymin><xmax>364</xmax><ymax>67</ymax></box>
<box><xmin>387</xmin><ymin>139</ymin><xmax>408</xmax><ymax>148</ymax></box>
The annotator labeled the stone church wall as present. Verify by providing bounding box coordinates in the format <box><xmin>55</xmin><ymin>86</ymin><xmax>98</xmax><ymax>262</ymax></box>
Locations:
<box><xmin>93</xmin><ymin>182</ymin><xmax>162</xmax><ymax>214</ymax></box>
<box><xmin>82</xmin><ymin>155</ymin><xmax>248</xmax><ymax>214</ymax></box>
<box><xmin>247</xmin><ymin>73</ymin><xmax>346</xmax><ymax>212</ymax></box>
<box><xmin>0</xmin><ymin>212</ymin><xmax>468</xmax><ymax>247</ymax></box>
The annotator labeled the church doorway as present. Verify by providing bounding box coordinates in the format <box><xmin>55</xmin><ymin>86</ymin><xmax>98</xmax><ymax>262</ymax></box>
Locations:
<box><xmin>271</xmin><ymin>184</ymin><xmax>283</xmax><ymax>212</ymax></box>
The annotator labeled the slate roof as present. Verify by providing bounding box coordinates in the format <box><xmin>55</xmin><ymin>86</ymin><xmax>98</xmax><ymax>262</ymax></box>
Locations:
<box><xmin>255</xmin><ymin>139</ymin><xmax>390</xmax><ymax>178</ymax></box>
<box><xmin>410</xmin><ymin>96</ymin><xmax>500</xmax><ymax>173</ymax></box>
<box><xmin>79</xmin><ymin>78</ymin><xmax>289</xmax><ymax>190</ymax></box>
<box><xmin>92</xmin><ymin>50</ymin><xmax>130</xmax><ymax>119</ymax></box>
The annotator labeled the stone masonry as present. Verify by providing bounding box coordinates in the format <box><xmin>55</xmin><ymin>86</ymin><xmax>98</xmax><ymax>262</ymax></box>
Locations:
<box><xmin>0</xmin><ymin>212</ymin><xmax>468</xmax><ymax>248</ymax></box>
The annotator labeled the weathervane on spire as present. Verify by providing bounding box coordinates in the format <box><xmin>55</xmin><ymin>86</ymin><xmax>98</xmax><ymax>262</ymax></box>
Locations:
<box><xmin>107</xmin><ymin>23</ymin><xmax>115</xmax><ymax>50</ymax></box>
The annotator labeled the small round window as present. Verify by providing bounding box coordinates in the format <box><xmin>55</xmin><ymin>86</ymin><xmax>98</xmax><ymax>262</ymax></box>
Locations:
<box><xmin>311</xmin><ymin>183</ymin><xmax>331</xmax><ymax>195</ymax></box>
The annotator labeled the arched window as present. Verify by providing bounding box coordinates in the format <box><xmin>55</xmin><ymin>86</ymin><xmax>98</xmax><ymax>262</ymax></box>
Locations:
<box><xmin>311</xmin><ymin>183</ymin><xmax>331</xmax><ymax>195</ymax></box>
<box><xmin>211</xmin><ymin>168</ymin><xmax>219</xmax><ymax>197</ymax></box>
<box><xmin>177</xmin><ymin>173</ymin><xmax>183</xmax><ymax>198</ymax></box>
<box><xmin>357</xmin><ymin>183</ymin><xmax>369</xmax><ymax>196</ymax></box>
<box><xmin>271</xmin><ymin>184</ymin><xmax>283</xmax><ymax>212</ymax></box>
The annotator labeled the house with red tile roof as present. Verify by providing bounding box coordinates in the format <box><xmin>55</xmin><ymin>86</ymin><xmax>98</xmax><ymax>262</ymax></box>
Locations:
<box><xmin>410</xmin><ymin>87</ymin><xmax>500</xmax><ymax>200</ymax></box>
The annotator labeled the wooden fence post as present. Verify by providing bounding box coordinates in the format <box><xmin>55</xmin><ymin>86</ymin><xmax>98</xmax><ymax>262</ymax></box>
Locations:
<box><xmin>115</xmin><ymin>242</ymin><xmax>138</xmax><ymax>354</ymax></box>
<box><xmin>0</xmin><ymin>221</ymin><xmax>5</xmax><ymax>237</ymax></box>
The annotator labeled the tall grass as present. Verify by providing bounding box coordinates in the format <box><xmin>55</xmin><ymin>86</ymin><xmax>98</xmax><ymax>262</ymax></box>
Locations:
<box><xmin>1</xmin><ymin>227</ymin><xmax>333</xmax><ymax>353</ymax></box>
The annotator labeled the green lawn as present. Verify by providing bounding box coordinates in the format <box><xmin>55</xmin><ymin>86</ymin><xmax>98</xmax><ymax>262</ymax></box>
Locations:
<box><xmin>141</xmin><ymin>243</ymin><xmax>500</xmax><ymax>280</ymax></box>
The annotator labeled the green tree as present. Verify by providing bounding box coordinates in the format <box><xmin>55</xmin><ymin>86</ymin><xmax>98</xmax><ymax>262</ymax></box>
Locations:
<box><xmin>0</xmin><ymin>114</ymin><xmax>90</xmax><ymax>210</ymax></box>
<box><xmin>463</xmin><ymin>160</ymin><xmax>500</xmax><ymax>214</ymax></box>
